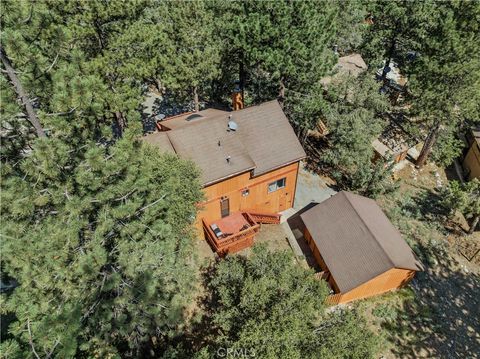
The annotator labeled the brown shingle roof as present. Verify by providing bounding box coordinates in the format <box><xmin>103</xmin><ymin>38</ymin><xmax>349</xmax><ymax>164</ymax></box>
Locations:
<box><xmin>300</xmin><ymin>191</ymin><xmax>423</xmax><ymax>293</ymax></box>
<box><xmin>142</xmin><ymin>100</ymin><xmax>306</xmax><ymax>185</ymax></box>
<box><xmin>160</xmin><ymin>108</ymin><xmax>228</xmax><ymax>130</ymax></box>
<box><xmin>167</xmin><ymin>117</ymin><xmax>256</xmax><ymax>185</ymax></box>
<box><xmin>231</xmin><ymin>101</ymin><xmax>306</xmax><ymax>176</ymax></box>
<box><xmin>140</xmin><ymin>132</ymin><xmax>175</xmax><ymax>153</ymax></box>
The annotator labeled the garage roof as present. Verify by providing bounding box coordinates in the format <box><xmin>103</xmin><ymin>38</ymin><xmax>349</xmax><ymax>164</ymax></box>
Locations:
<box><xmin>300</xmin><ymin>191</ymin><xmax>423</xmax><ymax>292</ymax></box>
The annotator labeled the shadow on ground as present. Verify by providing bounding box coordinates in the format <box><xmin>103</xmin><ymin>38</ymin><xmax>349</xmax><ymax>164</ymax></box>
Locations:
<box><xmin>286</xmin><ymin>202</ymin><xmax>321</xmax><ymax>271</ymax></box>
<box><xmin>383</xmin><ymin>243</ymin><xmax>480</xmax><ymax>358</ymax></box>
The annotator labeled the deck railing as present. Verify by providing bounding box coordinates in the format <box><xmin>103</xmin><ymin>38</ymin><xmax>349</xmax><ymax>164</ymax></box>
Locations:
<box><xmin>326</xmin><ymin>293</ymin><xmax>343</xmax><ymax>306</ymax></box>
<box><xmin>248</xmin><ymin>211</ymin><xmax>281</xmax><ymax>224</ymax></box>
<box><xmin>202</xmin><ymin>213</ymin><xmax>261</xmax><ymax>256</ymax></box>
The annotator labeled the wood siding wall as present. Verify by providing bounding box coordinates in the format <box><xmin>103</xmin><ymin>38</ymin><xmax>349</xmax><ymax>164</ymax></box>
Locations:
<box><xmin>304</xmin><ymin>229</ymin><xmax>340</xmax><ymax>291</ymax></box>
<box><xmin>196</xmin><ymin>162</ymin><xmax>299</xmax><ymax>230</ymax></box>
<box><xmin>305</xmin><ymin>229</ymin><xmax>416</xmax><ymax>305</ymax></box>
<box><xmin>330</xmin><ymin>268</ymin><xmax>416</xmax><ymax>305</ymax></box>
<box><xmin>463</xmin><ymin>142</ymin><xmax>480</xmax><ymax>180</ymax></box>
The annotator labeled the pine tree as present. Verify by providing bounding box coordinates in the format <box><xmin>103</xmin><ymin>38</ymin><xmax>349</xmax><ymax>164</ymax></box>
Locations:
<box><xmin>440</xmin><ymin>179</ymin><xmax>480</xmax><ymax>235</ymax></box>
<box><xmin>362</xmin><ymin>0</ymin><xmax>480</xmax><ymax>167</ymax></box>
<box><xmin>192</xmin><ymin>246</ymin><xmax>378</xmax><ymax>358</ymax></box>
<box><xmin>321</xmin><ymin>74</ymin><xmax>395</xmax><ymax>198</ymax></box>
<box><xmin>211</xmin><ymin>1</ymin><xmax>337</xmax><ymax>110</ymax></box>
<box><xmin>408</xmin><ymin>1</ymin><xmax>480</xmax><ymax>167</ymax></box>
<box><xmin>2</xmin><ymin>3</ymin><xmax>205</xmax><ymax>356</ymax></box>
<box><xmin>1</xmin><ymin>133</ymin><xmax>203</xmax><ymax>357</ymax></box>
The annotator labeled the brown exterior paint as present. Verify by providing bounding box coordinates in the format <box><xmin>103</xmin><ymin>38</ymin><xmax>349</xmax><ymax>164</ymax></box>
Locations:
<box><xmin>305</xmin><ymin>228</ymin><xmax>416</xmax><ymax>305</ymax></box>
<box><xmin>196</xmin><ymin>162</ymin><xmax>299</xmax><ymax>231</ymax></box>
<box><xmin>463</xmin><ymin>142</ymin><xmax>480</xmax><ymax>180</ymax></box>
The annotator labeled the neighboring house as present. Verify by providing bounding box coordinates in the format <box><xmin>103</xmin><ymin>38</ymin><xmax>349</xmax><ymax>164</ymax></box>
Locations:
<box><xmin>142</xmin><ymin>100</ymin><xmax>306</xmax><ymax>255</ymax></box>
<box><xmin>463</xmin><ymin>128</ymin><xmax>480</xmax><ymax>181</ymax></box>
<box><xmin>300</xmin><ymin>191</ymin><xmax>423</xmax><ymax>305</ymax></box>
<box><xmin>372</xmin><ymin>119</ymin><xmax>418</xmax><ymax>164</ymax></box>
<box><xmin>319</xmin><ymin>53</ymin><xmax>368</xmax><ymax>87</ymax></box>
<box><xmin>308</xmin><ymin>54</ymin><xmax>368</xmax><ymax>138</ymax></box>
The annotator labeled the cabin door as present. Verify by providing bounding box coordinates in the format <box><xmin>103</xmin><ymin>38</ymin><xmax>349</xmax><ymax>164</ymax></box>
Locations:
<box><xmin>279</xmin><ymin>192</ymin><xmax>287</xmax><ymax>211</ymax></box>
<box><xmin>220</xmin><ymin>197</ymin><xmax>230</xmax><ymax>218</ymax></box>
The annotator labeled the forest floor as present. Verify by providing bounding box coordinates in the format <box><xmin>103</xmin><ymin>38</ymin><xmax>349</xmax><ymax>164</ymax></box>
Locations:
<box><xmin>361</xmin><ymin>161</ymin><xmax>480</xmax><ymax>359</ymax></box>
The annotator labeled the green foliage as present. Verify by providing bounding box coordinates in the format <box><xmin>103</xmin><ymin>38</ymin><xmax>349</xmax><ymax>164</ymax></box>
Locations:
<box><xmin>440</xmin><ymin>179</ymin><xmax>480</xmax><ymax>220</ymax></box>
<box><xmin>372</xmin><ymin>303</ymin><xmax>399</xmax><ymax>323</ymax></box>
<box><xmin>362</xmin><ymin>0</ymin><xmax>480</xmax><ymax>164</ymax></box>
<box><xmin>321</xmin><ymin>74</ymin><xmax>396</xmax><ymax>198</ymax></box>
<box><xmin>1</xmin><ymin>135</ymin><xmax>203</xmax><ymax>357</ymax></box>
<box><xmin>310</xmin><ymin>309</ymin><xmax>380</xmax><ymax>359</ymax></box>
<box><xmin>430</xmin><ymin>125</ymin><xmax>463</xmax><ymax>167</ymax></box>
<box><xmin>195</xmin><ymin>246</ymin><xmax>378</xmax><ymax>359</ymax></box>
<box><xmin>334</xmin><ymin>0</ymin><xmax>368</xmax><ymax>54</ymax></box>
<box><xmin>211</xmin><ymin>1</ymin><xmax>337</xmax><ymax>106</ymax></box>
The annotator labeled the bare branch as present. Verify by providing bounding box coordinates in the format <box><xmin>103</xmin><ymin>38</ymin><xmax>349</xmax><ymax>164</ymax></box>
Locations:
<box><xmin>43</xmin><ymin>52</ymin><xmax>59</xmax><ymax>73</ymax></box>
<box><xmin>26</xmin><ymin>318</ymin><xmax>41</xmax><ymax>359</ymax></box>
<box><xmin>0</xmin><ymin>46</ymin><xmax>46</xmax><ymax>137</ymax></box>
<box><xmin>45</xmin><ymin>107</ymin><xmax>77</xmax><ymax>117</ymax></box>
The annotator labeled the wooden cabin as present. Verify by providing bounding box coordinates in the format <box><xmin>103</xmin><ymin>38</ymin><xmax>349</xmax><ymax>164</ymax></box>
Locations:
<box><xmin>463</xmin><ymin>128</ymin><xmax>480</xmax><ymax>181</ymax></box>
<box><xmin>300</xmin><ymin>191</ymin><xmax>423</xmax><ymax>305</ymax></box>
<box><xmin>372</xmin><ymin>120</ymin><xmax>417</xmax><ymax>165</ymax></box>
<box><xmin>142</xmin><ymin>101</ymin><xmax>306</xmax><ymax>255</ymax></box>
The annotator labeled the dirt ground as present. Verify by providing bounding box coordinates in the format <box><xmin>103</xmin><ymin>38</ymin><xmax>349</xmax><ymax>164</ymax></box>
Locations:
<box><xmin>364</xmin><ymin>161</ymin><xmax>480</xmax><ymax>359</ymax></box>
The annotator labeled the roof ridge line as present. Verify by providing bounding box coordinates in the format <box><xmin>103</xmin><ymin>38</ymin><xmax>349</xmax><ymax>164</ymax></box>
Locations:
<box><xmin>164</xmin><ymin>132</ymin><xmax>177</xmax><ymax>154</ymax></box>
<box><xmin>343</xmin><ymin>192</ymin><xmax>396</xmax><ymax>269</ymax></box>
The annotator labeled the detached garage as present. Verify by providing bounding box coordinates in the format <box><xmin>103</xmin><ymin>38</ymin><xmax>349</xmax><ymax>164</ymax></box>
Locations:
<box><xmin>300</xmin><ymin>191</ymin><xmax>423</xmax><ymax>305</ymax></box>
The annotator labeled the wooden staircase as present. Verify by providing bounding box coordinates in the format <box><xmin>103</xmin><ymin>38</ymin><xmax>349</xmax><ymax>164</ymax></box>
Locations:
<box><xmin>247</xmin><ymin>211</ymin><xmax>281</xmax><ymax>224</ymax></box>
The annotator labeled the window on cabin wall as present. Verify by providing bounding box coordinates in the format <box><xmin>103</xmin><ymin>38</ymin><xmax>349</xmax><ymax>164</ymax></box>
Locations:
<box><xmin>267</xmin><ymin>177</ymin><xmax>286</xmax><ymax>193</ymax></box>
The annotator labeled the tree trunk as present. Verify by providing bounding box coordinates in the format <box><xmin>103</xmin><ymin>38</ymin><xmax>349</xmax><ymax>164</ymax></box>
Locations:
<box><xmin>155</xmin><ymin>78</ymin><xmax>162</xmax><ymax>94</ymax></box>
<box><xmin>278</xmin><ymin>77</ymin><xmax>285</xmax><ymax>109</ymax></box>
<box><xmin>239</xmin><ymin>60</ymin><xmax>245</xmax><ymax>105</ymax></box>
<box><xmin>193</xmin><ymin>86</ymin><xmax>199</xmax><ymax>112</ymax></box>
<box><xmin>416</xmin><ymin>121</ymin><xmax>441</xmax><ymax>168</ymax></box>
<box><xmin>114</xmin><ymin>111</ymin><xmax>125</xmax><ymax>138</ymax></box>
<box><xmin>0</xmin><ymin>46</ymin><xmax>46</xmax><ymax>137</ymax></box>
<box><xmin>468</xmin><ymin>214</ymin><xmax>479</xmax><ymax>235</ymax></box>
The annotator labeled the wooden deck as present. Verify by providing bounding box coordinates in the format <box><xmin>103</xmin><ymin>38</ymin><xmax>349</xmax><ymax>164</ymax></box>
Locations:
<box><xmin>202</xmin><ymin>211</ymin><xmax>280</xmax><ymax>256</ymax></box>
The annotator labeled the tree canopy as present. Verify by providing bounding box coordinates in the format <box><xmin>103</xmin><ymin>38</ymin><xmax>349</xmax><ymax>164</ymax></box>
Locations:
<box><xmin>193</xmin><ymin>246</ymin><xmax>379</xmax><ymax>359</ymax></box>
<box><xmin>2</xmin><ymin>0</ymin><xmax>479</xmax><ymax>357</ymax></box>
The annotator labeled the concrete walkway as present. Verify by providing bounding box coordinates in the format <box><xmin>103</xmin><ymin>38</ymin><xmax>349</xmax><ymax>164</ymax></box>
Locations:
<box><xmin>281</xmin><ymin>164</ymin><xmax>337</xmax><ymax>261</ymax></box>
<box><xmin>293</xmin><ymin>165</ymin><xmax>337</xmax><ymax>210</ymax></box>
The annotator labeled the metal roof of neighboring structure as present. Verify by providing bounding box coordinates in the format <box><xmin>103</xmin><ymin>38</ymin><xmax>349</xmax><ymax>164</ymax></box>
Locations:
<box><xmin>320</xmin><ymin>53</ymin><xmax>368</xmax><ymax>86</ymax></box>
<box><xmin>142</xmin><ymin>100</ymin><xmax>306</xmax><ymax>186</ymax></box>
<box><xmin>337</xmin><ymin>54</ymin><xmax>368</xmax><ymax>76</ymax></box>
<box><xmin>300</xmin><ymin>191</ymin><xmax>423</xmax><ymax>293</ymax></box>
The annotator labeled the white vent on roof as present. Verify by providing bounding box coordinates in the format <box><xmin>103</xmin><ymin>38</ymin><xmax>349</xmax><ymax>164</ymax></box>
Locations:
<box><xmin>228</xmin><ymin>120</ymin><xmax>238</xmax><ymax>131</ymax></box>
